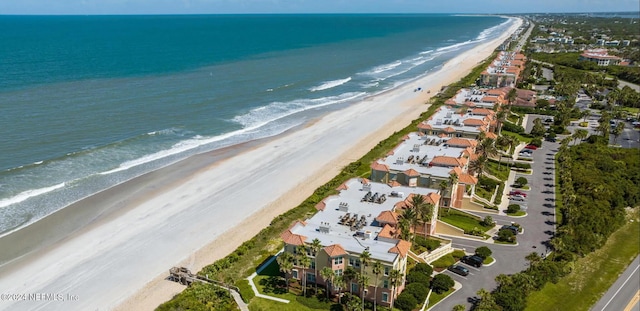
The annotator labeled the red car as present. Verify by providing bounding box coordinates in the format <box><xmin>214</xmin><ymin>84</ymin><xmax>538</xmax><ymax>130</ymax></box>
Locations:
<box><xmin>525</xmin><ymin>144</ymin><xmax>538</xmax><ymax>150</ymax></box>
<box><xmin>509</xmin><ymin>190</ymin><xmax>527</xmax><ymax>197</ymax></box>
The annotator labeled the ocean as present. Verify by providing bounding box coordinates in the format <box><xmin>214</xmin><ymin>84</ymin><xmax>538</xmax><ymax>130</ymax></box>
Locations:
<box><xmin>0</xmin><ymin>14</ymin><xmax>513</xmax><ymax>235</ymax></box>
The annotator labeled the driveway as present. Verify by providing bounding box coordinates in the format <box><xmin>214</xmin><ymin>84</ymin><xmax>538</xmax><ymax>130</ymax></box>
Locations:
<box><xmin>432</xmin><ymin>140</ymin><xmax>558</xmax><ymax>311</ymax></box>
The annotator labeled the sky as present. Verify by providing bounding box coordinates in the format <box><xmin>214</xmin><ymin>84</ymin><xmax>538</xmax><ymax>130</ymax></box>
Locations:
<box><xmin>0</xmin><ymin>0</ymin><xmax>638</xmax><ymax>15</ymax></box>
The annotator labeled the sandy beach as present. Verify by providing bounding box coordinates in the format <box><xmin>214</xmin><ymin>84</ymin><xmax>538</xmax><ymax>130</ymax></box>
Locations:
<box><xmin>0</xmin><ymin>18</ymin><xmax>521</xmax><ymax>311</ymax></box>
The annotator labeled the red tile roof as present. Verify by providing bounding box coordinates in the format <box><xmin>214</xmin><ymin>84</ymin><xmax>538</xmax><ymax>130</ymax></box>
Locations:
<box><xmin>388</xmin><ymin>240</ymin><xmax>411</xmax><ymax>258</ymax></box>
<box><xmin>471</xmin><ymin>108</ymin><xmax>493</xmax><ymax>115</ymax></box>
<box><xmin>378</xmin><ymin>224</ymin><xmax>398</xmax><ymax>239</ymax></box>
<box><xmin>371</xmin><ymin>162</ymin><xmax>390</xmax><ymax>172</ymax></box>
<box><xmin>458</xmin><ymin>173</ymin><xmax>478</xmax><ymax>185</ymax></box>
<box><xmin>376</xmin><ymin>210</ymin><xmax>400</xmax><ymax>225</ymax></box>
<box><xmin>281</xmin><ymin>229</ymin><xmax>307</xmax><ymax>246</ymax></box>
<box><xmin>404</xmin><ymin>168</ymin><xmax>420</xmax><ymax>177</ymax></box>
<box><xmin>336</xmin><ymin>181</ymin><xmax>349</xmax><ymax>191</ymax></box>
<box><xmin>443</xmin><ymin>126</ymin><xmax>456</xmax><ymax>133</ymax></box>
<box><xmin>388</xmin><ymin>180</ymin><xmax>402</xmax><ymax>188</ymax></box>
<box><xmin>431</xmin><ymin>156</ymin><xmax>465</xmax><ymax>167</ymax></box>
<box><xmin>463</xmin><ymin>118</ymin><xmax>486</xmax><ymax>126</ymax></box>
<box><xmin>324</xmin><ymin>244</ymin><xmax>347</xmax><ymax>257</ymax></box>
<box><xmin>418</xmin><ymin>123</ymin><xmax>432</xmax><ymax>130</ymax></box>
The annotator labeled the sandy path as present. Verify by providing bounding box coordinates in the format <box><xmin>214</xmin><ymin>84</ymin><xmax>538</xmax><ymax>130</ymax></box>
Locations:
<box><xmin>0</xmin><ymin>18</ymin><xmax>521</xmax><ymax>311</ymax></box>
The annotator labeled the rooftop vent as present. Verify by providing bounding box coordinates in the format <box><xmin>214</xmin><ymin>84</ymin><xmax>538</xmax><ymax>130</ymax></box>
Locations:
<box><xmin>319</xmin><ymin>222</ymin><xmax>330</xmax><ymax>234</ymax></box>
<box><xmin>338</xmin><ymin>202</ymin><xmax>349</xmax><ymax>212</ymax></box>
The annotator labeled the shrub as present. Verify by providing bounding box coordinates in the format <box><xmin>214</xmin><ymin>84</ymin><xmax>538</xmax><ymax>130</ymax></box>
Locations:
<box><xmin>503</xmin><ymin>122</ymin><xmax>525</xmax><ymax>133</ymax></box>
<box><xmin>236</xmin><ymin>279</ymin><xmax>255</xmax><ymax>303</ymax></box>
<box><xmin>406</xmin><ymin>271</ymin><xmax>431</xmax><ymax>285</ymax></box>
<box><xmin>515</xmin><ymin>177</ymin><xmax>528</xmax><ymax>187</ymax></box>
<box><xmin>431</xmin><ymin>274</ymin><xmax>455</xmax><ymax>294</ymax></box>
<box><xmin>531</xmin><ymin>137</ymin><xmax>543</xmax><ymax>147</ymax></box>
<box><xmin>395</xmin><ymin>292</ymin><xmax>419</xmax><ymax>311</ymax></box>
<box><xmin>412</xmin><ymin>263</ymin><xmax>434</xmax><ymax>276</ymax></box>
<box><xmin>405</xmin><ymin>282</ymin><xmax>430</xmax><ymax>302</ymax></box>
<box><xmin>414</xmin><ymin>236</ymin><xmax>442</xmax><ymax>251</ymax></box>
<box><xmin>507</xmin><ymin>204</ymin><xmax>521</xmax><ymax>214</ymax></box>
<box><xmin>451</xmin><ymin>249</ymin><xmax>466</xmax><ymax>260</ymax></box>
<box><xmin>497</xmin><ymin>228</ymin><xmax>516</xmax><ymax>243</ymax></box>
<box><xmin>431</xmin><ymin>253</ymin><xmax>456</xmax><ymax>268</ymax></box>
<box><xmin>475</xmin><ymin>246</ymin><xmax>493</xmax><ymax>259</ymax></box>
<box><xmin>481</xmin><ymin>215</ymin><xmax>494</xmax><ymax>227</ymax></box>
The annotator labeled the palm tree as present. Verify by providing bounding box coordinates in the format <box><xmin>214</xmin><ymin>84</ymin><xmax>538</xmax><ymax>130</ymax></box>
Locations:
<box><xmin>438</xmin><ymin>180</ymin><xmax>449</xmax><ymax>211</ymax></box>
<box><xmin>310</xmin><ymin>238</ymin><xmax>322</xmax><ymax>292</ymax></box>
<box><xmin>401</xmin><ymin>208</ymin><xmax>417</xmax><ymax>241</ymax></box>
<box><xmin>357</xmin><ymin>273</ymin><xmax>370</xmax><ymax>310</ymax></box>
<box><xmin>296</xmin><ymin>247</ymin><xmax>312</xmax><ymax>297</ymax></box>
<box><xmin>333</xmin><ymin>275</ymin><xmax>345</xmax><ymax>303</ymax></box>
<box><xmin>320</xmin><ymin>267</ymin><xmax>335</xmax><ymax>299</ymax></box>
<box><xmin>447</xmin><ymin>172</ymin><xmax>459</xmax><ymax>213</ymax></box>
<box><xmin>469</xmin><ymin>155</ymin><xmax>488</xmax><ymax>176</ymax></box>
<box><xmin>360</xmin><ymin>250</ymin><xmax>371</xmax><ymax>279</ymax></box>
<box><xmin>418</xmin><ymin>203</ymin><xmax>434</xmax><ymax>236</ymax></box>
<box><xmin>495</xmin><ymin>109</ymin><xmax>507</xmax><ymax>135</ymax></box>
<box><xmin>372</xmin><ymin>262</ymin><xmax>383</xmax><ymax>311</ymax></box>
<box><xmin>410</xmin><ymin>194</ymin><xmax>427</xmax><ymax>236</ymax></box>
<box><xmin>388</xmin><ymin>269</ymin><xmax>403</xmax><ymax>310</ymax></box>
<box><xmin>344</xmin><ymin>267</ymin><xmax>358</xmax><ymax>295</ymax></box>
<box><xmin>612</xmin><ymin>122</ymin><xmax>625</xmax><ymax>144</ymax></box>
<box><xmin>277</xmin><ymin>252</ymin><xmax>294</xmax><ymax>291</ymax></box>
<box><xmin>507</xmin><ymin>88</ymin><xmax>517</xmax><ymax>110</ymax></box>
<box><xmin>572</xmin><ymin>129</ymin><xmax>589</xmax><ymax>145</ymax></box>
<box><xmin>398</xmin><ymin>217</ymin><xmax>411</xmax><ymax>240</ymax></box>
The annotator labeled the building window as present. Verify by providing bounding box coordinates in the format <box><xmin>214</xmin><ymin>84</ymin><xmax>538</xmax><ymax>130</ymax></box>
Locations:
<box><xmin>335</xmin><ymin>269</ymin><xmax>343</xmax><ymax>276</ymax></box>
<box><xmin>349</xmin><ymin>258</ymin><xmax>355</xmax><ymax>266</ymax></box>
<box><xmin>292</xmin><ymin>270</ymin><xmax>299</xmax><ymax>279</ymax></box>
<box><xmin>384</xmin><ymin>267</ymin><xmax>390</xmax><ymax>276</ymax></box>
<box><xmin>383</xmin><ymin>280</ymin><xmax>389</xmax><ymax>289</ymax></box>
<box><xmin>311</xmin><ymin>261</ymin><xmax>316</xmax><ymax>270</ymax></box>
<box><xmin>334</xmin><ymin>256</ymin><xmax>343</xmax><ymax>265</ymax></box>
<box><xmin>307</xmin><ymin>273</ymin><xmax>316</xmax><ymax>283</ymax></box>
<box><xmin>382</xmin><ymin>293</ymin><xmax>389</xmax><ymax>302</ymax></box>
<box><xmin>351</xmin><ymin>283</ymin><xmax>359</xmax><ymax>293</ymax></box>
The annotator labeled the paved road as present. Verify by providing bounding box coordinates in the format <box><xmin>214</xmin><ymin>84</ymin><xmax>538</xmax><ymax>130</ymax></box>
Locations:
<box><xmin>591</xmin><ymin>256</ymin><xmax>640</xmax><ymax>311</ymax></box>
<box><xmin>432</xmin><ymin>141</ymin><xmax>558</xmax><ymax>310</ymax></box>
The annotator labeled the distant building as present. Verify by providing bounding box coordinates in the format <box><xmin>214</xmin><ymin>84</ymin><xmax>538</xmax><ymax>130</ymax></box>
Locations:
<box><xmin>579</xmin><ymin>49</ymin><xmax>622</xmax><ymax>66</ymax></box>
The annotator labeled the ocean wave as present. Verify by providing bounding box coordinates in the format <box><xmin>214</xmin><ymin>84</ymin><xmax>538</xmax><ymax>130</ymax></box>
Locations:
<box><xmin>233</xmin><ymin>92</ymin><xmax>366</xmax><ymax>129</ymax></box>
<box><xmin>476</xmin><ymin>19</ymin><xmax>510</xmax><ymax>41</ymax></box>
<box><xmin>419</xmin><ymin>49</ymin><xmax>434</xmax><ymax>55</ymax></box>
<box><xmin>309</xmin><ymin>77</ymin><xmax>352</xmax><ymax>92</ymax></box>
<box><xmin>360</xmin><ymin>60</ymin><xmax>402</xmax><ymax>76</ymax></box>
<box><xmin>0</xmin><ymin>183</ymin><xmax>65</xmax><ymax>209</ymax></box>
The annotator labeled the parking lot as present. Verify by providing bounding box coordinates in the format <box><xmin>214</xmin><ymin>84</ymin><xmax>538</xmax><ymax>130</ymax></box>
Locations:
<box><xmin>435</xmin><ymin>139</ymin><xmax>558</xmax><ymax>310</ymax></box>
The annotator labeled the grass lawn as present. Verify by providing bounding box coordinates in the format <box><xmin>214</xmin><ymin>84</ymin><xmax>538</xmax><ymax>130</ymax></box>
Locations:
<box><xmin>502</xmin><ymin>130</ymin><xmax>533</xmax><ymax>143</ymax></box>
<box><xmin>439</xmin><ymin>210</ymin><xmax>494</xmax><ymax>234</ymax></box>
<box><xmin>524</xmin><ymin>212</ymin><xmax>640</xmax><ymax>311</ymax></box>
<box><xmin>428</xmin><ymin>288</ymin><xmax>454</xmax><ymax>308</ymax></box>
<box><xmin>506</xmin><ymin>210</ymin><xmax>526</xmax><ymax>217</ymax></box>
<box><xmin>486</xmin><ymin>161</ymin><xmax>510</xmax><ymax>181</ymax></box>
<box><xmin>483</xmin><ymin>256</ymin><xmax>495</xmax><ymax>265</ymax></box>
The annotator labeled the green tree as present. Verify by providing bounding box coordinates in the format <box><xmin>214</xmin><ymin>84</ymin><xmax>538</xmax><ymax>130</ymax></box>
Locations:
<box><xmin>296</xmin><ymin>247</ymin><xmax>312</xmax><ymax>297</ymax></box>
<box><xmin>453</xmin><ymin>304</ymin><xmax>466</xmax><ymax>311</ymax></box>
<box><xmin>572</xmin><ymin>128</ymin><xmax>589</xmax><ymax>145</ymax></box>
<box><xmin>310</xmin><ymin>238</ymin><xmax>323</xmax><ymax>292</ymax></box>
<box><xmin>277</xmin><ymin>251</ymin><xmax>294</xmax><ymax>291</ymax></box>
<box><xmin>357</xmin><ymin>273</ymin><xmax>370</xmax><ymax>310</ymax></box>
<box><xmin>612</xmin><ymin>121</ymin><xmax>625</xmax><ymax>144</ymax></box>
<box><xmin>430</xmin><ymin>274</ymin><xmax>454</xmax><ymax>294</ymax></box>
<box><xmin>515</xmin><ymin>176</ymin><xmax>528</xmax><ymax>188</ymax></box>
<box><xmin>469</xmin><ymin>155</ymin><xmax>488</xmax><ymax>176</ymax></box>
<box><xmin>372</xmin><ymin>261</ymin><xmax>383</xmax><ymax>311</ymax></box>
<box><xmin>474</xmin><ymin>288</ymin><xmax>500</xmax><ymax>311</ymax></box>
<box><xmin>344</xmin><ymin>267</ymin><xmax>358</xmax><ymax>294</ymax></box>
<box><xmin>389</xmin><ymin>269</ymin><xmax>404</xmax><ymax>310</ymax></box>
<box><xmin>475</xmin><ymin>246</ymin><xmax>493</xmax><ymax>260</ymax></box>
<box><xmin>320</xmin><ymin>266</ymin><xmax>335</xmax><ymax>299</ymax></box>
<box><xmin>530</xmin><ymin>118</ymin><xmax>547</xmax><ymax>137</ymax></box>
<box><xmin>401</xmin><ymin>208</ymin><xmax>418</xmax><ymax>242</ymax></box>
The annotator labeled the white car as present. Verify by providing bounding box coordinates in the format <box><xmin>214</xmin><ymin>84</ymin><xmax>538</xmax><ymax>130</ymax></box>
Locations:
<box><xmin>510</xmin><ymin>195</ymin><xmax>526</xmax><ymax>201</ymax></box>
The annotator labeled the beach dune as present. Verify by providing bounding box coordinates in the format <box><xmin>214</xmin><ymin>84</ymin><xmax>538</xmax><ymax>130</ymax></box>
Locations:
<box><xmin>0</xmin><ymin>18</ymin><xmax>522</xmax><ymax>311</ymax></box>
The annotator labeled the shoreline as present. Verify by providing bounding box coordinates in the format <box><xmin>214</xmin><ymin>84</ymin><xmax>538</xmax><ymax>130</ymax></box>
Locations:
<box><xmin>0</xmin><ymin>17</ymin><xmax>522</xmax><ymax>311</ymax></box>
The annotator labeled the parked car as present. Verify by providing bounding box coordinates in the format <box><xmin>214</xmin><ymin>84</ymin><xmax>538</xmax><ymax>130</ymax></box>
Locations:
<box><xmin>545</xmin><ymin>136</ymin><xmax>556</xmax><ymax>142</ymax></box>
<box><xmin>448</xmin><ymin>264</ymin><xmax>470</xmax><ymax>276</ymax></box>
<box><xmin>501</xmin><ymin>225</ymin><xmax>519</xmax><ymax>235</ymax></box>
<box><xmin>524</xmin><ymin>144</ymin><xmax>538</xmax><ymax>150</ymax></box>
<box><xmin>509</xmin><ymin>190</ymin><xmax>527</xmax><ymax>197</ymax></box>
<box><xmin>510</xmin><ymin>195</ymin><xmax>526</xmax><ymax>201</ymax></box>
<box><xmin>461</xmin><ymin>255</ymin><xmax>483</xmax><ymax>268</ymax></box>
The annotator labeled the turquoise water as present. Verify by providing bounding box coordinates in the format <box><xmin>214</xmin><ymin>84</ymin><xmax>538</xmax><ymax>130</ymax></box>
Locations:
<box><xmin>0</xmin><ymin>14</ymin><xmax>513</xmax><ymax>233</ymax></box>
